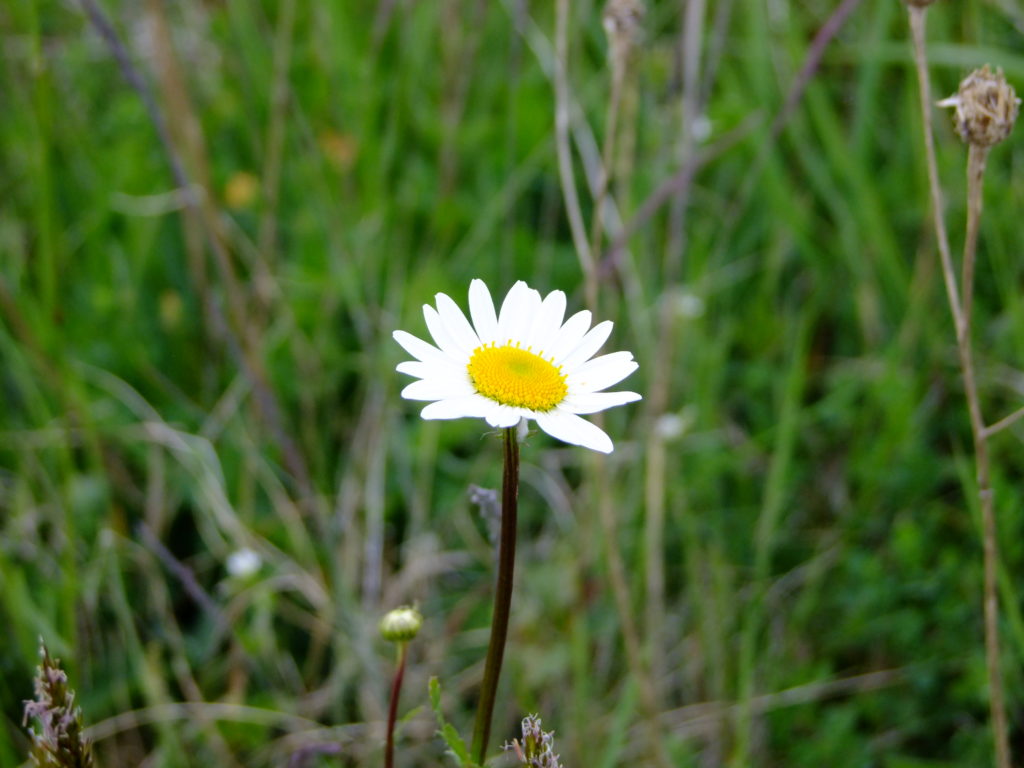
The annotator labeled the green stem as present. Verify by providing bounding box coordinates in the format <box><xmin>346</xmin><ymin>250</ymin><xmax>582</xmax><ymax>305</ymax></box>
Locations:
<box><xmin>385</xmin><ymin>643</ymin><xmax>408</xmax><ymax>768</ymax></box>
<box><xmin>472</xmin><ymin>426</ymin><xmax>520</xmax><ymax>764</ymax></box>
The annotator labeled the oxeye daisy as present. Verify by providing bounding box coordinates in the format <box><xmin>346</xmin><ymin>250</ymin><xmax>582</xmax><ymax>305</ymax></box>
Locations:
<box><xmin>393</xmin><ymin>278</ymin><xmax>640</xmax><ymax>761</ymax></box>
<box><xmin>393</xmin><ymin>279</ymin><xmax>641</xmax><ymax>453</ymax></box>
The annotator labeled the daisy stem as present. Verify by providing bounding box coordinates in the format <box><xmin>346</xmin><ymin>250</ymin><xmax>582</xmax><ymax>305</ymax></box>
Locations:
<box><xmin>384</xmin><ymin>642</ymin><xmax>408</xmax><ymax>768</ymax></box>
<box><xmin>472</xmin><ymin>425</ymin><xmax>520</xmax><ymax>764</ymax></box>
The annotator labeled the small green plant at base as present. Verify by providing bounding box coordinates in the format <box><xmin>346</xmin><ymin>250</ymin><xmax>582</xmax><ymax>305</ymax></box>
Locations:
<box><xmin>429</xmin><ymin>677</ymin><xmax>480</xmax><ymax>768</ymax></box>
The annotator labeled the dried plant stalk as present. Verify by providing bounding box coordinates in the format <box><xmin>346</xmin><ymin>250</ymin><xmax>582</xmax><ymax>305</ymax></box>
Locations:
<box><xmin>907</xmin><ymin>8</ymin><xmax>1017</xmax><ymax>767</ymax></box>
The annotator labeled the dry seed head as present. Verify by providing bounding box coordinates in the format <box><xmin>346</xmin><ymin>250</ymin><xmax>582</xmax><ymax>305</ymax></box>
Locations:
<box><xmin>379</xmin><ymin>606</ymin><xmax>422</xmax><ymax>643</ymax></box>
<box><xmin>23</xmin><ymin>643</ymin><xmax>95</xmax><ymax>768</ymax></box>
<box><xmin>603</xmin><ymin>0</ymin><xmax>645</xmax><ymax>66</ymax></box>
<box><xmin>603</xmin><ymin>0</ymin><xmax>644</xmax><ymax>39</ymax></box>
<box><xmin>938</xmin><ymin>66</ymin><xmax>1020</xmax><ymax>147</ymax></box>
<box><xmin>504</xmin><ymin>715</ymin><xmax>564</xmax><ymax>768</ymax></box>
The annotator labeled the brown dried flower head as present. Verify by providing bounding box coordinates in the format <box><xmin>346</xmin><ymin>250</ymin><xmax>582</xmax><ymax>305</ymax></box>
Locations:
<box><xmin>938</xmin><ymin>65</ymin><xmax>1020</xmax><ymax>147</ymax></box>
<box><xmin>602</xmin><ymin>0</ymin><xmax>645</xmax><ymax>65</ymax></box>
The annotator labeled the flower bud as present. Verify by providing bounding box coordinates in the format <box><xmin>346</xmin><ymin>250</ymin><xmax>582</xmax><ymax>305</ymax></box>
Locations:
<box><xmin>379</xmin><ymin>606</ymin><xmax>422</xmax><ymax>643</ymax></box>
<box><xmin>938</xmin><ymin>65</ymin><xmax>1020</xmax><ymax>147</ymax></box>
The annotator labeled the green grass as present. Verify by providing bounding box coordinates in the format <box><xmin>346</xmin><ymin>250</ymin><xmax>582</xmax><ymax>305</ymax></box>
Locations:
<box><xmin>2</xmin><ymin>0</ymin><xmax>1024</xmax><ymax>765</ymax></box>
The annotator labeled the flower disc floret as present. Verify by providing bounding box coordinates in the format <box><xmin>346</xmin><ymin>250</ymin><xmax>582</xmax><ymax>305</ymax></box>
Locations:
<box><xmin>468</xmin><ymin>342</ymin><xmax>568</xmax><ymax>411</ymax></box>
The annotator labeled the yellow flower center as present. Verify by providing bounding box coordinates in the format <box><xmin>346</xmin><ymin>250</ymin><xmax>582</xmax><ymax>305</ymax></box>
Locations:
<box><xmin>467</xmin><ymin>342</ymin><xmax>568</xmax><ymax>411</ymax></box>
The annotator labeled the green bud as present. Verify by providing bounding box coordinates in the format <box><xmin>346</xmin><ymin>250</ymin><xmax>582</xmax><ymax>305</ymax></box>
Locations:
<box><xmin>379</xmin><ymin>606</ymin><xmax>423</xmax><ymax>643</ymax></box>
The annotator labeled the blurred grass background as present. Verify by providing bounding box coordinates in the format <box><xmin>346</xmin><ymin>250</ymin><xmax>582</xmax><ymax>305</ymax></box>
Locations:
<box><xmin>2</xmin><ymin>0</ymin><xmax>1024</xmax><ymax>765</ymax></box>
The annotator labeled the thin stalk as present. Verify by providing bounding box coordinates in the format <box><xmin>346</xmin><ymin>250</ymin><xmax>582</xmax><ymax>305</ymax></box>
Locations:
<box><xmin>256</xmin><ymin>0</ymin><xmax>297</xmax><ymax>318</ymax></box>
<box><xmin>976</xmin><ymin>415</ymin><xmax>1011</xmax><ymax>768</ymax></box>
<box><xmin>471</xmin><ymin>426</ymin><xmax>519</xmax><ymax>764</ymax></box>
<box><xmin>907</xmin><ymin>5</ymin><xmax>963</xmax><ymax>333</ymax></box>
<box><xmin>591</xmin><ymin>446</ymin><xmax>674</xmax><ymax>768</ymax></box>
<box><xmin>554</xmin><ymin>0</ymin><xmax>597</xmax><ymax>309</ymax></box>
<box><xmin>961</xmin><ymin>143</ymin><xmax>1011</xmax><ymax>768</ymax></box>
<box><xmin>961</xmin><ymin>145</ymin><xmax>988</xmax><ymax>334</ymax></box>
<box><xmin>908</xmin><ymin>8</ymin><xmax>1010</xmax><ymax>767</ymax></box>
<box><xmin>647</xmin><ymin>0</ymin><xmax>706</xmax><ymax>696</ymax></box>
<box><xmin>561</xmin><ymin>7</ymin><xmax>668</xmax><ymax>760</ymax></box>
<box><xmin>982</xmin><ymin>403</ymin><xmax>1024</xmax><ymax>439</ymax></box>
<box><xmin>385</xmin><ymin>643</ymin><xmax>408</xmax><ymax>768</ymax></box>
<box><xmin>665</xmin><ymin>0</ymin><xmax>707</xmax><ymax>278</ymax></box>
<box><xmin>588</xmin><ymin>46</ymin><xmax>625</xmax><ymax>259</ymax></box>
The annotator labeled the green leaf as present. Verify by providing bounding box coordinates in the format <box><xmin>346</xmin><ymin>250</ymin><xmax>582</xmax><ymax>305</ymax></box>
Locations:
<box><xmin>429</xmin><ymin>676</ymin><xmax>442</xmax><ymax>712</ymax></box>
<box><xmin>399</xmin><ymin>705</ymin><xmax>423</xmax><ymax>725</ymax></box>
<box><xmin>427</xmin><ymin>677</ymin><xmax>476</xmax><ymax>767</ymax></box>
<box><xmin>441</xmin><ymin>724</ymin><xmax>472</xmax><ymax>764</ymax></box>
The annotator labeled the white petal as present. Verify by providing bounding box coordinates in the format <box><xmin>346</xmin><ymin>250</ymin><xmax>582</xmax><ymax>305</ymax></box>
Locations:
<box><xmin>497</xmin><ymin>282</ymin><xmax>541</xmax><ymax>345</ymax></box>
<box><xmin>549</xmin><ymin>310</ymin><xmax>593</xmax><ymax>363</ymax></box>
<box><xmin>496</xmin><ymin>281</ymin><xmax>527</xmax><ymax>342</ymax></box>
<box><xmin>436</xmin><ymin>292</ymin><xmax>480</xmax><ymax>354</ymax></box>
<box><xmin>468</xmin><ymin>279</ymin><xmax>499</xmax><ymax>343</ymax></box>
<box><xmin>522</xmin><ymin>288</ymin><xmax>543</xmax><ymax>337</ymax></box>
<box><xmin>393</xmin><ymin>330</ymin><xmax>452</xmax><ymax>365</ymax></box>
<box><xmin>396</xmin><ymin>360</ymin><xmax>467</xmax><ymax>381</ymax></box>
<box><xmin>424</xmin><ymin>305</ymin><xmax>467</xmax><ymax>360</ymax></box>
<box><xmin>484</xmin><ymin>404</ymin><xmax>524</xmax><ymax>428</ymax></box>
<box><xmin>568</xmin><ymin>352</ymin><xmax>638</xmax><ymax>393</ymax></box>
<box><xmin>401</xmin><ymin>378</ymin><xmax>474</xmax><ymax>401</ymax></box>
<box><xmin>559</xmin><ymin>320</ymin><xmax>613</xmax><ymax>372</ymax></box>
<box><xmin>420</xmin><ymin>395</ymin><xmax>496</xmax><ymax>420</ymax></box>
<box><xmin>535</xmin><ymin>410</ymin><xmax>614</xmax><ymax>453</ymax></box>
<box><xmin>526</xmin><ymin>290</ymin><xmax>567</xmax><ymax>353</ymax></box>
<box><xmin>561</xmin><ymin>390</ymin><xmax>642</xmax><ymax>414</ymax></box>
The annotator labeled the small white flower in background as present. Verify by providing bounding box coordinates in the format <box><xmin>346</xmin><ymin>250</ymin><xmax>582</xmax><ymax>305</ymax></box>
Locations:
<box><xmin>691</xmin><ymin>114</ymin><xmax>713</xmax><ymax>143</ymax></box>
<box><xmin>394</xmin><ymin>280</ymin><xmax>641</xmax><ymax>453</ymax></box>
<box><xmin>226</xmin><ymin>547</ymin><xmax>261</xmax><ymax>578</ymax></box>
<box><xmin>670</xmin><ymin>288</ymin><xmax>705</xmax><ymax>319</ymax></box>
<box><xmin>655</xmin><ymin>407</ymin><xmax>696</xmax><ymax>441</ymax></box>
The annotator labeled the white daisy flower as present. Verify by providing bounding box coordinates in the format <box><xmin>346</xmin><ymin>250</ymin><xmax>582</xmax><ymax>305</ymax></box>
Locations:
<box><xmin>226</xmin><ymin>547</ymin><xmax>261</xmax><ymax>578</ymax></box>
<box><xmin>393</xmin><ymin>279</ymin><xmax>641</xmax><ymax>453</ymax></box>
